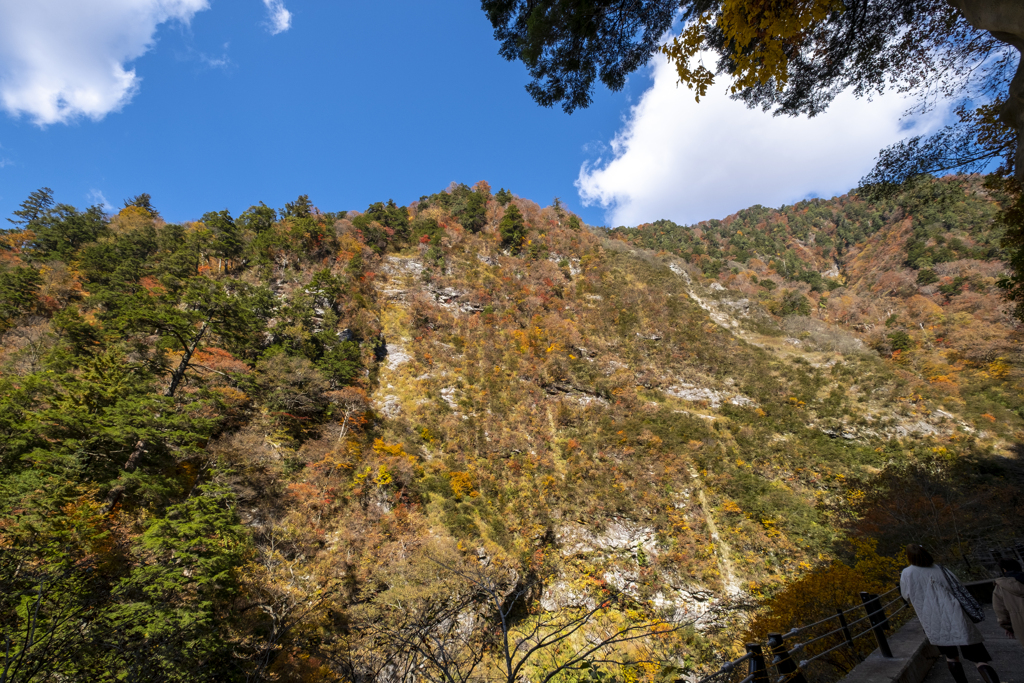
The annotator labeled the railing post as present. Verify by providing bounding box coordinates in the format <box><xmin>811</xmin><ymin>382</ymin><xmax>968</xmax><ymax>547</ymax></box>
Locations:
<box><xmin>836</xmin><ymin>608</ymin><xmax>854</xmax><ymax>649</ymax></box>
<box><xmin>859</xmin><ymin>592</ymin><xmax>893</xmax><ymax>658</ymax></box>
<box><xmin>746</xmin><ymin>643</ymin><xmax>769</xmax><ymax>683</ymax></box>
<box><xmin>768</xmin><ymin>633</ymin><xmax>807</xmax><ymax>683</ymax></box>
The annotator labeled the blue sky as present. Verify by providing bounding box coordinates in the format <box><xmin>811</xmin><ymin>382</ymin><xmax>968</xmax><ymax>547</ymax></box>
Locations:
<box><xmin>0</xmin><ymin>0</ymin><xmax>946</xmax><ymax>228</ymax></box>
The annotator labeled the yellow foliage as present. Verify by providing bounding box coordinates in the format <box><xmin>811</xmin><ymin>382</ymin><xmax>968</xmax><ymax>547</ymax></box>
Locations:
<box><xmin>110</xmin><ymin>205</ymin><xmax>157</xmax><ymax>235</ymax></box>
<box><xmin>661</xmin><ymin>0</ymin><xmax>843</xmax><ymax>100</ymax></box>
<box><xmin>353</xmin><ymin>464</ymin><xmax>393</xmax><ymax>489</ymax></box>
<box><xmin>659</xmin><ymin>15</ymin><xmax>717</xmax><ymax>101</ymax></box>
<box><xmin>989</xmin><ymin>357</ymin><xmax>1011</xmax><ymax>378</ymax></box>
<box><xmin>720</xmin><ymin>0</ymin><xmax>842</xmax><ymax>90</ymax></box>
<box><xmin>118</xmin><ymin>205</ymin><xmax>152</xmax><ymax>219</ymax></box>
<box><xmin>373</xmin><ymin>438</ymin><xmax>417</xmax><ymax>466</ymax></box>
<box><xmin>448</xmin><ymin>471</ymin><xmax>477</xmax><ymax>498</ymax></box>
<box><xmin>373</xmin><ymin>438</ymin><xmax>406</xmax><ymax>458</ymax></box>
<box><xmin>373</xmin><ymin>465</ymin><xmax>393</xmax><ymax>487</ymax></box>
<box><xmin>0</xmin><ymin>228</ymin><xmax>34</xmax><ymax>254</ymax></box>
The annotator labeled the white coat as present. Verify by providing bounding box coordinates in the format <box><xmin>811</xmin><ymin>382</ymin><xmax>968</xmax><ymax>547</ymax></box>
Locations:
<box><xmin>900</xmin><ymin>564</ymin><xmax>982</xmax><ymax>646</ymax></box>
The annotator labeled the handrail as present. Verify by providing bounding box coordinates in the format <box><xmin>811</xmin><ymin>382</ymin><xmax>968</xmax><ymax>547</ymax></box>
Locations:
<box><xmin>781</xmin><ymin>585</ymin><xmax>900</xmax><ymax>640</ymax></box>
<box><xmin>822</xmin><ymin>592</ymin><xmax>904</xmax><ymax>636</ymax></box>
<box><xmin>788</xmin><ymin>620</ymin><xmax>860</xmax><ymax>654</ymax></box>
<box><xmin>692</xmin><ymin>584</ymin><xmax>909</xmax><ymax>683</ymax></box>
<box><xmin>707</xmin><ymin>652</ymin><xmax>753</xmax><ymax>675</ymax></box>
<box><xmin>797</xmin><ymin>604</ymin><xmax>908</xmax><ymax>669</ymax></box>
<box><xmin>783</xmin><ymin>590</ymin><xmax>904</xmax><ymax>654</ymax></box>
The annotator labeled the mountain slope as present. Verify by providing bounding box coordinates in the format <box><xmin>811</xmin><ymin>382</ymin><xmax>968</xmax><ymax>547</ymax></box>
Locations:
<box><xmin>0</xmin><ymin>179</ymin><xmax>1021</xmax><ymax>681</ymax></box>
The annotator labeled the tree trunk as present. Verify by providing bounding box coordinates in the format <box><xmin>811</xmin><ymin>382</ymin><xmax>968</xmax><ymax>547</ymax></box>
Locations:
<box><xmin>123</xmin><ymin>321</ymin><xmax>209</xmax><ymax>474</ymax></box>
<box><xmin>948</xmin><ymin>0</ymin><xmax>1024</xmax><ymax>181</ymax></box>
<box><xmin>165</xmin><ymin>321</ymin><xmax>208</xmax><ymax>399</ymax></box>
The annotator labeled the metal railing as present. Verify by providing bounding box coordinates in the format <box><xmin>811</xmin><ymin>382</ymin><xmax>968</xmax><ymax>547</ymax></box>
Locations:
<box><xmin>694</xmin><ymin>585</ymin><xmax>911</xmax><ymax>683</ymax></box>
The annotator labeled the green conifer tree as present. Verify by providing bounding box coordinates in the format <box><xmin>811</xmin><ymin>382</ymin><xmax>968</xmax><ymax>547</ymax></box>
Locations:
<box><xmin>499</xmin><ymin>203</ymin><xmax>527</xmax><ymax>252</ymax></box>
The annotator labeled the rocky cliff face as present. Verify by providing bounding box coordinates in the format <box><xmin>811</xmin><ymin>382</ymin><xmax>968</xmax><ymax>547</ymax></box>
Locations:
<box><xmin>358</xmin><ymin>185</ymin><xmax>1022</xmax><ymax>643</ymax></box>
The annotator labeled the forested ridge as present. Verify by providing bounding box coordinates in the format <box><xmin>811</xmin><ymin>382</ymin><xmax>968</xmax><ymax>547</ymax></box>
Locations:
<box><xmin>1</xmin><ymin>178</ymin><xmax>1022</xmax><ymax>682</ymax></box>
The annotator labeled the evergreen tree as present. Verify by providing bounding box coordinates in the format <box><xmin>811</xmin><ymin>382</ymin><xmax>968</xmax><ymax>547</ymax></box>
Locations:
<box><xmin>76</xmin><ymin>221</ymin><xmax>159</xmax><ymax>293</ymax></box>
<box><xmin>0</xmin><ymin>266</ymin><xmax>42</xmax><ymax>331</ymax></box>
<box><xmin>7</xmin><ymin>187</ymin><xmax>55</xmax><ymax>225</ymax></box>
<box><xmin>458</xmin><ymin>188</ymin><xmax>488</xmax><ymax>232</ymax></box>
<box><xmin>25</xmin><ymin>204</ymin><xmax>109</xmax><ymax>261</ymax></box>
<box><xmin>282</xmin><ymin>194</ymin><xmax>313</xmax><ymax>219</ymax></box>
<box><xmin>0</xmin><ymin>485</ymin><xmax>127</xmax><ymax>682</ymax></box>
<box><xmin>236</xmin><ymin>202</ymin><xmax>277</xmax><ymax>234</ymax></box>
<box><xmin>499</xmin><ymin>203</ymin><xmax>527</xmax><ymax>252</ymax></box>
<box><xmin>104</xmin><ymin>478</ymin><xmax>248</xmax><ymax>681</ymax></box>
<box><xmin>200</xmin><ymin>210</ymin><xmax>243</xmax><ymax>261</ymax></box>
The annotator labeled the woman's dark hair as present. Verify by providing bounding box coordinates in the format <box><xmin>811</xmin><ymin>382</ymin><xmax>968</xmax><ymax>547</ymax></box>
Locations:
<box><xmin>998</xmin><ymin>558</ymin><xmax>1022</xmax><ymax>573</ymax></box>
<box><xmin>907</xmin><ymin>544</ymin><xmax>935</xmax><ymax>567</ymax></box>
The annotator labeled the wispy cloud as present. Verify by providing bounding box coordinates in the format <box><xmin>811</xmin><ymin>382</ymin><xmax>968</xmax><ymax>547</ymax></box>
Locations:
<box><xmin>577</xmin><ymin>54</ymin><xmax>949</xmax><ymax>226</ymax></box>
<box><xmin>262</xmin><ymin>0</ymin><xmax>292</xmax><ymax>35</ymax></box>
<box><xmin>201</xmin><ymin>54</ymin><xmax>231</xmax><ymax>69</ymax></box>
<box><xmin>193</xmin><ymin>42</ymin><xmax>232</xmax><ymax>69</ymax></box>
<box><xmin>0</xmin><ymin>0</ymin><xmax>210</xmax><ymax>125</ymax></box>
<box><xmin>88</xmin><ymin>189</ymin><xmax>115</xmax><ymax>213</ymax></box>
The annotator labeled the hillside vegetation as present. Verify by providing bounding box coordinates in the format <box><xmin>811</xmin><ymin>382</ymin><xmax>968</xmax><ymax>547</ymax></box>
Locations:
<box><xmin>1</xmin><ymin>178</ymin><xmax>1021</xmax><ymax>682</ymax></box>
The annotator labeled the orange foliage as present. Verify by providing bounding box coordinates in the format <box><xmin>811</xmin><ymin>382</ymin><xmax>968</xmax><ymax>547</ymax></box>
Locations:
<box><xmin>192</xmin><ymin>347</ymin><xmax>251</xmax><ymax>375</ymax></box>
<box><xmin>139</xmin><ymin>276</ymin><xmax>167</xmax><ymax>295</ymax></box>
<box><xmin>0</xmin><ymin>229</ymin><xmax>34</xmax><ymax>261</ymax></box>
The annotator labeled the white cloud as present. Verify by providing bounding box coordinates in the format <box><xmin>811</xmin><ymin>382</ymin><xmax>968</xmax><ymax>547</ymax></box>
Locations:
<box><xmin>577</xmin><ymin>56</ymin><xmax>949</xmax><ymax>226</ymax></box>
<box><xmin>88</xmin><ymin>189</ymin><xmax>115</xmax><ymax>213</ymax></box>
<box><xmin>0</xmin><ymin>0</ymin><xmax>210</xmax><ymax>125</ymax></box>
<box><xmin>262</xmin><ymin>0</ymin><xmax>292</xmax><ymax>35</ymax></box>
<box><xmin>193</xmin><ymin>42</ymin><xmax>232</xmax><ymax>69</ymax></box>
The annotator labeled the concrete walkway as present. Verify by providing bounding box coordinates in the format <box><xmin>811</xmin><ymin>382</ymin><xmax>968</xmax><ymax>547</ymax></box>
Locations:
<box><xmin>921</xmin><ymin>607</ymin><xmax>1024</xmax><ymax>683</ymax></box>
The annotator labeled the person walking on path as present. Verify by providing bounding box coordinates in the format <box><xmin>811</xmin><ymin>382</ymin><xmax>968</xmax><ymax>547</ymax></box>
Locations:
<box><xmin>900</xmin><ymin>544</ymin><xmax>1001</xmax><ymax>683</ymax></box>
<box><xmin>994</xmin><ymin>558</ymin><xmax>1024</xmax><ymax>649</ymax></box>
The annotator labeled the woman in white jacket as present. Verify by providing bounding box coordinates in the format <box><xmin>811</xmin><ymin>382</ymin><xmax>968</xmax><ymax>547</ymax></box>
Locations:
<box><xmin>900</xmin><ymin>544</ymin><xmax>1000</xmax><ymax>683</ymax></box>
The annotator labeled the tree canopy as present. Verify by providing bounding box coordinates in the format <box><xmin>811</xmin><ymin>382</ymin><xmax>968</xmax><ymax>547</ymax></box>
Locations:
<box><xmin>483</xmin><ymin>0</ymin><xmax>1022</xmax><ymax>183</ymax></box>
